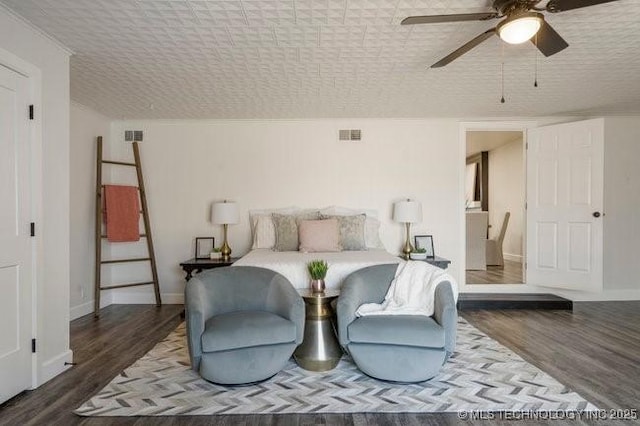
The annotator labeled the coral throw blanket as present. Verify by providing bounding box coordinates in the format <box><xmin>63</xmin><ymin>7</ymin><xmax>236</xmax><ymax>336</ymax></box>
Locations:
<box><xmin>356</xmin><ymin>260</ymin><xmax>458</xmax><ymax>318</ymax></box>
<box><xmin>104</xmin><ymin>185</ymin><xmax>140</xmax><ymax>242</ymax></box>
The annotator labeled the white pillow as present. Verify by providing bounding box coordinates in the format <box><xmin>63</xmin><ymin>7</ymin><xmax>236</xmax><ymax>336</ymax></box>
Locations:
<box><xmin>319</xmin><ymin>205</ymin><xmax>378</xmax><ymax>218</ymax></box>
<box><xmin>319</xmin><ymin>206</ymin><xmax>384</xmax><ymax>249</ymax></box>
<box><xmin>364</xmin><ymin>217</ymin><xmax>384</xmax><ymax>249</ymax></box>
<box><xmin>249</xmin><ymin>207</ymin><xmax>298</xmax><ymax>249</ymax></box>
<box><xmin>251</xmin><ymin>214</ymin><xmax>276</xmax><ymax>249</ymax></box>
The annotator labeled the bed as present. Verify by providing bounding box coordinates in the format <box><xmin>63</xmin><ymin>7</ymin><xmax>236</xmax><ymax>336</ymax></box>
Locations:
<box><xmin>233</xmin><ymin>248</ymin><xmax>400</xmax><ymax>290</ymax></box>
<box><xmin>232</xmin><ymin>206</ymin><xmax>400</xmax><ymax>290</ymax></box>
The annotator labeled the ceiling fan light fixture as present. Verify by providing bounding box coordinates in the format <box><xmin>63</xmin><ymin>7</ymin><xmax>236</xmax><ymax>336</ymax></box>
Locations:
<box><xmin>497</xmin><ymin>12</ymin><xmax>543</xmax><ymax>44</ymax></box>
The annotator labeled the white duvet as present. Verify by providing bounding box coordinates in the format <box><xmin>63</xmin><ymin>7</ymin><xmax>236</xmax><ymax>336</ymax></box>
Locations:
<box><xmin>233</xmin><ymin>249</ymin><xmax>400</xmax><ymax>290</ymax></box>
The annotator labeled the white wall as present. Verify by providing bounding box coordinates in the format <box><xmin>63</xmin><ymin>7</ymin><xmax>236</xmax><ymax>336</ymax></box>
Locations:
<box><xmin>104</xmin><ymin>119</ymin><xmax>462</xmax><ymax>301</ymax></box>
<box><xmin>69</xmin><ymin>115</ymin><xmax>640</xmax><ymax>303</ymax></box>
<box><xmin>488</xmin><ymin>137</ymin><xmax>524</xmax><ymax>261</ymax></box>
<box><xmin>603</xmin><ymin>117</ymin><xmax>640</xmax><ymax>290</ymax></box>
<box><xmin>70</xmin><ymin>102</ymin><xmax>112</xmax><ymax>320</ymax></box>
<box><xmin>0</xmin><ymin>7</ymin><xmax>72</xmax><ymax>385</ymax></box>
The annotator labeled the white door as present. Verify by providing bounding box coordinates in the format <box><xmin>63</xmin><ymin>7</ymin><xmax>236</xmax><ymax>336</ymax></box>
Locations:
<box><xmin>0</xmin><ymin>64</ymin><xmax>33</xmax><ymax>404</ymax></box>
<box><xmin>526</xmin><ymin>118</ymin><xmax>604</xmax><ymax>291</ymax></box>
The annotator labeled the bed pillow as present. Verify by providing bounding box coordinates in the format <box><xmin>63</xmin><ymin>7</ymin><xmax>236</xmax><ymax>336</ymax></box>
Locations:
<box><xmin>320</xmin><ymin>213</ymin><xmax>367</xmax><ymax>250</ymax></box>
<box><xmin>251</xmin><ymin>214</ymin><xmax>276</xmax><ymax>249</ymax></box>
<box><xmin>364</xmin><ymin>217</ymin><xmax>385</xmax><ymax>249</ymax></box>
<box><xmin>320</xmin><ymin>206</ymin><xmax>384</xmax><ymax>249</ymax></box>
<box><xmin>320</xmin><ymin>205</ymin><xmax>378</xmax><ymax>218</ymax></box>
<box><xmin>249</xmin><ymin>207</ymin><xmax>298</xmax><ymax>249</ymax></box>
<box><xmin>272</xmin><ymin>211</ymin><xmax>320</xmax><ymax>251</ymax></box>
<box><xmin>298</xmin><ymin>219</ymin><xmax>342</xmax><ymax>253</ymax></box>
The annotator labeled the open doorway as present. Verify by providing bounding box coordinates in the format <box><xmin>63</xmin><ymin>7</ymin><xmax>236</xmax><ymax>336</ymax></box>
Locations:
<box><xmin>465</xmin><ymin>130</ymin><xmax>525</xmax><ymax>284</ymax></box>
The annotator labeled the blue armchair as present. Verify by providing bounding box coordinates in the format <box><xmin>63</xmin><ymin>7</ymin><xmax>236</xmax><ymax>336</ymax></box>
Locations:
<box><xmin>185</xmin><ymin>266</ymin><xmax>305</xmax><ymax>385</ymax></box>
<box><xmin>337</xmin><ymin>264</ymin><xmax>457</xmax><ymax>382</ymax></box>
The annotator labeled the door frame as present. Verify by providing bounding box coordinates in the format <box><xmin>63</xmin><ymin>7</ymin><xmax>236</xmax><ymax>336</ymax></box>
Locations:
<box><xmin>459</xmin><ymin>121</ymin><xmax>536</xmax><ymax>293</ymax></box>
<box><xmin>0</xmin><ymin>46</ymin><xmax>43</xmax><ymax>388</ymax></box>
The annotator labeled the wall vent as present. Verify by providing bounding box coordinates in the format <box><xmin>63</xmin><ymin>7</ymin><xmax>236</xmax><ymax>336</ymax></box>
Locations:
<box><xmin>125</xmin><ymin>130</ymin><xmax>144</xmax><ymax>142</ymax></box>
<box><xmin>339</xmin><ymin>129</ymin><xmax>362</xmax><ymax>141</ymax></box>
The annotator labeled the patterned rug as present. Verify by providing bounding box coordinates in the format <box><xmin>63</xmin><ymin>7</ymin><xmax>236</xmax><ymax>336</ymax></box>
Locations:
<box><xmin>75</xmin><ymin>318</ymin><xmax>596</xmax><ymax>416</ymax></box>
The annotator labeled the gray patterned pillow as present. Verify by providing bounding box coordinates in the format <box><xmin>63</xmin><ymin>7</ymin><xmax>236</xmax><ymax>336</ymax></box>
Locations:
<box><xmin>320</xmin><ymin>214</ymin><xmax>367</xmax><ymax>250</ymax></box>
<box><xmin>272</xmin><ymin>211</ymin><xmax>320</xmax><ymax>251</ymax></box>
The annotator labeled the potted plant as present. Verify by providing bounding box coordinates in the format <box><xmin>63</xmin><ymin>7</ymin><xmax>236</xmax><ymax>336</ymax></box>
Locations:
<box><xmin>307</xmin><ymin>260</ymin><xmax>329</xmax><ymax>294</ymax></box>
<box><xmin>409</xmin><ymin>247</ymin><xmax>427</xmax><ymax>260</ymax></box>
<box><xmin>209</xmin><ymin>247</ymin><xmax>221</xmax><ymax>260</ymax></box>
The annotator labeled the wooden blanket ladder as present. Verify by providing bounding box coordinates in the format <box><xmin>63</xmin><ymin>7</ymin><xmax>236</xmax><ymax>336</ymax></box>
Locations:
<box><xmin>94</xmin><ymin>136</ymin><xmax>161</xmax><ymax>317</ymax></box>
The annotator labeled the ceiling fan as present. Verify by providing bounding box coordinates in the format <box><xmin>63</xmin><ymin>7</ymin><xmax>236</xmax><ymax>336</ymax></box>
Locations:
<box><xmin>401</xmin><ymin>0</ymin><xmax>620</xmax><ymax>68</ymax></box>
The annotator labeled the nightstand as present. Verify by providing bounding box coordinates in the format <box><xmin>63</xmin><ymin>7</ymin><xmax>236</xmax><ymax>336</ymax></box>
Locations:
<box><xmin>423</xmin><ymin>256</ymin><xmax>451</xmax><ymax>269</ymax></box>
<box><xmin>179</xmin><ymin>257</ymin><xmax>239</xmax><ymax>281</ymax></box>
<box><xmin>402</xmin><ymin>255</ymin><xmax>451</xmax><ymax>270</ymax></box>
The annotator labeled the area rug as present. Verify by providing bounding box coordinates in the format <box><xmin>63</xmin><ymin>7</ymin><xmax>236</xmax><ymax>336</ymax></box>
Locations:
<box><xmin>75</xmin><ymin>318</ymin><xmax>597</xmax><ymax>416</ymax></box>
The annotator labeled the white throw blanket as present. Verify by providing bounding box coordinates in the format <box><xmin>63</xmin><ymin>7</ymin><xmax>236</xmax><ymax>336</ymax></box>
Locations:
<box><xmin>356</xmin><ymin>260</ymin><xmax>458</xmax><ymax>317</ymax></box>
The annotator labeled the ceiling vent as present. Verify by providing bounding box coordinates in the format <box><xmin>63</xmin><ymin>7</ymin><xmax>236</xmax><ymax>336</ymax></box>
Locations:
<box><xmin>339</xmin><ymin>129</ymin><xmax>362</xmax><ymax>141</ymax></box>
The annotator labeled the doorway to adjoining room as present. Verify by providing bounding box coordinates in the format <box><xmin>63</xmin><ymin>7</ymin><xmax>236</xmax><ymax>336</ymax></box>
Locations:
<box><xmin>465</xmin><ymin>130</ymin><xmax>525</xmax><ymax>285</ymax></box>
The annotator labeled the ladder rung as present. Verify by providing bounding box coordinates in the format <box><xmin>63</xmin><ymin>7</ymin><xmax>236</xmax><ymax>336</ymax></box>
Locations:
<box><xmin>100</xmin><ymin>186</ymin><xmax>140</xmax><ymax>192</ymax></box>
<box><xmin>98</xmin><ymin>210</ymin><xmax>144</xmax><ymax>214</ymax></box>
<box><xmin>101</xmin><ymin>234</ymin><xmax>147</xmax><ymax>238</ymax></box>
<box><xmin>100</xmin><ymin>281</ymin><xmax>155</xmax><ymax>290</ymax></box>
<box><xmin>101</xmin><ymin>257</ymin><xmax>151</xmax><ymax>264</ymax></box>
<box><xmin>102</xmin><ymin>160</ymin><xmax>137</xmax><ymax>167</ymax></box>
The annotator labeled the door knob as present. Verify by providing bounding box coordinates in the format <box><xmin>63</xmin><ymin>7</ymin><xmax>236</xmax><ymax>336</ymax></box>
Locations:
<box><xmin>592</xmin><ymin>212</ymin><xmax>601</xmax><ymax>218</ymax></box>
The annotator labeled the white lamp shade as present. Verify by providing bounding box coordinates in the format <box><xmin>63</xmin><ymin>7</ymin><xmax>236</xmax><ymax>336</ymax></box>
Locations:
<box><xmin>393</xmin><ymin>200</ymin><xmax>422</xmax><ymax>223</ymax></box>
<box><xmin>211</xmin><ymin>201</ymin><xmax>239</xmax><ymax>225</ymax></box>
<box><xmin>497</xmin><ymin>13</ymin><xmax>542</xmax><ymax>45</ymax></box>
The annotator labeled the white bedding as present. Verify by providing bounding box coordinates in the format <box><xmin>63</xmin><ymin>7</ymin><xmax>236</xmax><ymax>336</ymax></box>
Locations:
<box><xmin>233</xmin><ymin>249</ymin><xmax>400</xmax><ymax>290</ymax></box>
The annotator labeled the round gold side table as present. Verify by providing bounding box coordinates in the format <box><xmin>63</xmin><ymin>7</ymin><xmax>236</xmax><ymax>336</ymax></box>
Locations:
<box><xmin>293</xmin><ymin>289</ymin><xmax>342</xmax><ymax>372</ymax></box>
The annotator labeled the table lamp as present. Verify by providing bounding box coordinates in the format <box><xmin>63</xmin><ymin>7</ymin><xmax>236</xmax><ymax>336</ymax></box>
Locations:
<box><xmin>211</xmin><ymin>200</ymin><xmax>239</xmax><ymax>261</ymax></box>
<box><xmin>393</xmin><ymin>199</ymin><xmax>423</xmax><ymax>260</ymax></box>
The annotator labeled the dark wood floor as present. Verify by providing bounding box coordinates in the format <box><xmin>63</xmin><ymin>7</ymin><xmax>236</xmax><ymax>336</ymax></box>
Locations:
<box><xmin>1</xmin><ymin>302</ymin><xmax>639</xmax><ymax>426</ymax></box>
<box><xmin>467</xmin><ymin>259</ymin><xmax>524</xmax><ymax>284</ymax></box>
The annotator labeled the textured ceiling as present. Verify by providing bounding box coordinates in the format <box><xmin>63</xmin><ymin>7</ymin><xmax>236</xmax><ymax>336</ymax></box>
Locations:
<box><xmin>2</xmin><ymin>0</ymin><xmax>640</xmax><ymax>119</ymax></box>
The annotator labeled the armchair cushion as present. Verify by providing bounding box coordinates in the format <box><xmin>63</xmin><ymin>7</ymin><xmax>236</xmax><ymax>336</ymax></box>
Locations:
<box><xmin>201</xmin><ymin>311</ymin><xmax>297</xmax><ymax>353</ymax></box>
<box><xmin>348</xmin><ymin>315</ymin><xmax>445</xmax><ymax>349</ymax></box>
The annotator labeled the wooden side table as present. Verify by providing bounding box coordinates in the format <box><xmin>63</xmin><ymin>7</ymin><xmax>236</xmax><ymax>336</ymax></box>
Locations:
<box><xmin>179</xmin><ymin>257</ymin><xmax>239</xmax><ymax>281</ymax></box>
<box><xmin>423</xmin><ymin>256</ymin><xmax>451</xmax><ymax>270</ymax></box>
<box><xmin>293</xmin><ymin>289</ymin><xmax>342</xmax><ymax>372</ymax></box>
<box><xmin>402</xmin><ymin>255</ymin><xmax>451</xmax><ymax>269</ymax></box>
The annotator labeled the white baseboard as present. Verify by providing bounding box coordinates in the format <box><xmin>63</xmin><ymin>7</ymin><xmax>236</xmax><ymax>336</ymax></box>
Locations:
<box><xmin>503</xmin><ymin>253</ymin><xmax>523</xmax><ymax>263</ymax></box>
<box><xmin>110</xmin><ymin>291</ymin><xmax>184</xmax><ymax>304</ymax></box>
<box><xmin>37</xmin><ymin>349</ymin><xmax>73</xmax><ymax>388</ymax></box>
<box><xmin>70</xmin><ymin>293</ymin><xmax>113</xmax><ymax>320</ymax></box>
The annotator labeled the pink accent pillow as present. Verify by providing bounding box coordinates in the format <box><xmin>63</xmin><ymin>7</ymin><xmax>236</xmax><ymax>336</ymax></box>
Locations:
<box><xmin>298</xmin><ymin>219</ymin><xmax>342</xmax><ymax>253</ymax></box>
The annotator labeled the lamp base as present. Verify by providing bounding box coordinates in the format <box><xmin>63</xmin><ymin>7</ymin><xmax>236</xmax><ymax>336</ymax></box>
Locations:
<box><xmin>220</xmin><ymin>224</ymin><xmax>232</xmax><ymax>261</ymax></box>
<box><xmin>402</xmin><ymin>222</ymin><xmax>414</xmax><ymax>260</ymax></box>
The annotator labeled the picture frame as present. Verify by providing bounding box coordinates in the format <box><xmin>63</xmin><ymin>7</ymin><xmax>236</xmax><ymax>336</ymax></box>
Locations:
<box><xmin>414</xmin><ymin>235</ymin><xmax>435</xmax><ymax>258</ymax></box>
<box><xmin>195</xmin><ymin>237</ymin><xmax>215</xmax><ymax>260</ymax></box>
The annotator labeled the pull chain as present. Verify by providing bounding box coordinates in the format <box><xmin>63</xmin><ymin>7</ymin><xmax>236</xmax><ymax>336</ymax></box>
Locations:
<box><xmin>534</xmin><ymin>32</ymin><xmax>539</xmax><ymax>87</ymax></box>
<box><xmin>501</xmin><ymin>43</ymin><xmax>505</xmax><ymax>103</ymax></box>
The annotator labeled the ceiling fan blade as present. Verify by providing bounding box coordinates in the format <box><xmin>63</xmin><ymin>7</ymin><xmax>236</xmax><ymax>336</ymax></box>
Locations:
<box><xmin>431</xmin><ymin>28</ymin><xmax>496</xmax><ymax>68</ymax></box>
<box><xmin>531</xmin><ymin>21</ymin><xmax>569</xmax><ymax>57</ymax></box>
<box><xmin>401</xmin><ymin>12</ymin><xmax>499</xmax><ymax>25</ymax></box>
<box><xmin>545</xmin><ymin>0</ymin><xmax>619</xmax><ymax>13</ymax></box>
